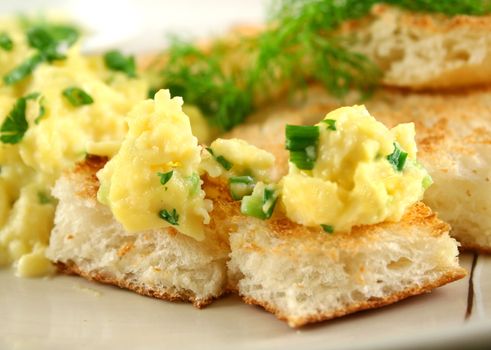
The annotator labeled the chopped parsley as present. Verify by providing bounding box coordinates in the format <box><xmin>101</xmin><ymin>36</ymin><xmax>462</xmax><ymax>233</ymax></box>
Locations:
<box><xmin>322</xmin><ymin>119</ymin><xmax>337</xmax><ymax>131</ymax></box>
<box><xmin>0</xmin><ymin>97</ymin><xmax>29</xmax><ymax>144</ymax></box>
<box><xmin>0</xmin><ymin>93</ymin><xmax>44</xmax><ymax>143</ymax></box>
<box><xmin>0</xmin><ymin>33</ymin><xmax>13</xmax><ymax>51</ymax></box>
<box><xmin>158</xmin><ymin>208</ymin><xmax>179</xmax><ymax>226</ymax></box>
<box><xmin>62</xmin><ymin>87</ymin><xmax>94</xmax><ymax>106</ymax></box>
<box><xmin>104</xmin><ymin>50</ymin><xmax>137</xmax><ymax>78</ymax></box>
<box><xmin>206</xmin><ymin>147</ymin><xmax>233</xmax><ymax>171</ymax></box>
<box><xmin>37</xmin><ymin>191</ymin><xmax>54</xmax><ymax>204</ymax></box>
<box><xmin>34</xmin><ymin>96</ymin><xmax>46</xmax><ymax>124</ymax></box>
<box><xmin>321</xmin><ymin>224</ymin><xmax>334</xmax><ymax>234</ymax></box>
<box><xmin>387</xmin><ymin>143</ymin><xmax>408</xmax><ymax>171</ymax></box>
<box><xmin>3</xmin><ymin>53</ymin><xmax>45</xmax><ymax>85</ymax></box>
<box><xmin>3</xmin><ymin>24</ymin><xmax>79</xmax><ymax>85</ymax></box>
<box><xmin>157</xmin><ymin>170</ymin><xmax>173</xmax><ymax>185</ymax></box>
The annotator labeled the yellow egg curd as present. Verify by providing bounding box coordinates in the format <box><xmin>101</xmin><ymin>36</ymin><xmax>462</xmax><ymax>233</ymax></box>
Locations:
<box><xmin>97</xmin><ymin>90</ymin><xmax>211</xmax><ymax>241</ymax></box>
<box><xmin>281</xmin><ymin>105</ymin><xmax>431</xmax><ymax>233</ymax></box>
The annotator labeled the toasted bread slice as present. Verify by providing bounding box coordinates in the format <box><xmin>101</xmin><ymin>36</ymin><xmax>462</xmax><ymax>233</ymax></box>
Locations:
<box><xmin>46</xmin><ymin>156</ymin><xmax>239</xmax><ymax>308</ymax></box>
<box><xmin>48</xmin><ymin>156</ymin><xmax>464</xmax><ymax>325</ymax></box>
<box><xmin>228</xmin><ymin>202</ymin><xmax>466</xmax><ymax>327</ymax></box>
<box><xmin>344</xmin><ymin>4</ymin><xmax>491</xmax><ymax>89</ymax></box>
<box><xmin>226</xmin><ymin>85</ymin><xmax>491</xmax><ymax>252</ymax></box>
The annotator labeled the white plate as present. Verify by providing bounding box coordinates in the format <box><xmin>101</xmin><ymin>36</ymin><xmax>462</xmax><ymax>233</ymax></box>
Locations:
<box><xmin>1</xmin><ymin>254</ymin><xmax>490</xmax><ymax>350</ymax></box>
<box><xmin>1</xmin><ymin>1</ymin><xmax>490</xmax><ymax>349</ymax></box>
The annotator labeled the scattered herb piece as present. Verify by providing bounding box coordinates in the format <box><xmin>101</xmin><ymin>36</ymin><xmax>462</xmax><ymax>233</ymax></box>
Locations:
<box><xmin>62</xmin><ymin>87</ymin><xmax>94</xmax><ymax>106</ymax></box>
<box><xmin>34</xmin><ymin>96</ymin><xmax>46</xmax><ymax>124</ymax></box>
<box><xmin>240</xmin><ymin>184</ymin><xmax>278</xmax><ymax>220</ymax></box>
<box><xmin>229</xmin><ymin>175</ymin><xmax>255</xmax><ymax>200</ymax></box>
<box><xmin>322</xmin><ymin>119</ymin><xmax>337</xmax><ymax>131</ymax></box>
<box><xmin>387</xmin><ymin>143</ymin><xmax>408</xmax><ymax>171</ymax></box>
<box><xmin>157</xmin><ymin>170</ymin><xmax>173</xmax><ymax>185</ymax></box>
<box><xmin>3</xmin><ymin>53</ymin><xmax>45</xmax><ymax>85</ymax></box>
<box><xmin>187</xmin><ymin>172</ymin><xmax>201</xmax><ymax>196</ymax></box>
<box><xmin>0</xmin><ymin>97</ymin><xmax>29</xmax><ymax>144</ymax></box>
<box><xmin>158</xmin><ymin>208</ymin><xmax>179</xmax><ymax>226</ymax></box>
<box><xmin>285</xmin><ymin>125</ymin><xmax>319</xmax><ymax>170</ymax></box>
<box><xmin>104</xmin><ymin>50</ymin><xmax>136</xmax><ymax>77</ymax></box>
<box><xmin>422</xmin><ymin>174</ymin><xmax>433</xmax><ymax>190</ymax></box>
<box><xmin>37</xmin><ymin>191</ymin><xmax>54</xmax><ymax>204</ymax></box>
<box><xmin>321</xmin><ymin>224</ymin><xmax>334</xmax><ymax>233</ymax></box>
<box><xmin>206</xmin><ymin>147</ymin><xmax>233</xmax><ymax>171</ymax></box>
<box><xmin>0</xmin><ymin>33</ymin><xmax>13</xmax><ymax>51</ymax></box>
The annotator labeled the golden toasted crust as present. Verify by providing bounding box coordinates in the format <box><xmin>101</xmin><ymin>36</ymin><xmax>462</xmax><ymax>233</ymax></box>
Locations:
<box><xmin>241</xmin><ymin>268</ymin><xmax>466</xmax><ymax>328</ymax></box>
<box><xmin>53</xmin><ymin>156</ymin><xmax>239</xmax><ymax>305</ymax></box>
<box><xmin>55</xmin><ymin>261</ymin><xmax>216</xmax><ymax>308</ymax></box>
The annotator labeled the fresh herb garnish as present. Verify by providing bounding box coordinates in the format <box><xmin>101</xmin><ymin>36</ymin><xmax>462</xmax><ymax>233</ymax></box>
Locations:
<box><xmin>157</xmin><ymin>170</ymin><xmax>173</xmax><ymax>185</ymax></box>
<box><xmin>285</xmin><ymin>125</ymin><xmax>319</xmax><ymax>170</ymax></box>
<box><xmin>321</xmin><ymin>224</ymin><xmax>334</xmax><ymax>234</ymax></box>
<box><xmin>187</xmin><ymin>172</ymin><xmax>201</xmax><ymax>196</ymax></box>
<box><xmin>0</xmin><ymin>93</ymin><xmax>43</xmax><ymax>143</ymax></box>
<box><xmin>0</xmin><ymin>33</ymin><xmax>13</xmax><ymax>51</ymax></box>
<box><xmin>38</xmin><ymin>191</ymin><xmax>54</xmax><ymax>204</ymax></box>
<box><xmin>62</xmin><ymin>87</ymin><xmax>94</xmax><ymax>106</ymax></box>
<box><xmin>206</xmin><ymin>147</ymin><xmax>233</xmax><ymax>171</ymax></box>
<box><xmin>240</xmin><ymin>183</ymin><xmax>278</xmax><ymax>220</ymax></box>
<box><xmin>3</xmin><ymin>53</ymin><xmax>45</xmax><ymax>85</ymax></box>
<box><xmin>104</xmin><ymin>50</ymin><xmax>137</xmax><ymax>77</ymax></box>
<box><xmin>34</xmin><ymin>96</ymin><xmax>46</xmax><ymax>124</ymax></box>
<box><xmin>158</xmin><ymin>208</ymin><xmax>179</xmax><ymax>226</ymax></box>
<box><xmin>3</xmin><ymin>24</ymin><xmax>79</xmax><ymax>85</ymax></box>
<box><xmin>322</xmin><ymin>119</ymin><xmax>337</xmax><ymax>131</ymax></box>
<box><xmin>422</xmin><ymin>174</ymin><xmax>433</xmax><ymax>190</ymax></box>
<box><xmin>152</xmin><ymin>0</ymin><xmax>491</xmax><ymax>131</ymax></box>
<box><xmin>387</xmin><ymin>143</ymin><xmax>408</xmax><ymax>171</ymax></box>
<box><xmin>229</xmin><ymin>175</ymin><xmax>255</xmax><ymax>200</ymax></box>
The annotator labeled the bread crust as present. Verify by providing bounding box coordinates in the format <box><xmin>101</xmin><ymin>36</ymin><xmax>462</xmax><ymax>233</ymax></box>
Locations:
<box><xmin>240</xmin><ymin>268</ymin><xmax>466</xmax><ymax>328</ymax></box>
<box><xmin>55</xmin><ymin>261</ymin><xmax>216</xmax><ymax>308</ymax></box>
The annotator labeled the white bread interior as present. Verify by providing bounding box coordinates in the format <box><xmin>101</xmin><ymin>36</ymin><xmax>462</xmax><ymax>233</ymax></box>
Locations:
<box><xmin>346</xmin><ymin>4</ymin><xmax>491</xmax><ymax>89</ymax></box>
<box><xmin>228</xmin><ymin>203</ymin><xmax>466</xmax><ymax>327</ymax></box>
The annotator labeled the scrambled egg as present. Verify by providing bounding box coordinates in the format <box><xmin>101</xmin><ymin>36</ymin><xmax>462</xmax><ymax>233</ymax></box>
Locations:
<box><xmin>0</xmin><ymin>19</ymin><xmax>147</xmax><ymax>276</ymax></box>
<box><xmin>97</xmin><ymin>90</ymin><xmax>212</xmax><ymax>241</ymax></box>
<box><xmin>281</xmin><ymin>105</ymin><xmax>430</xmax><ymax>232</ymax></box>
<box><xmin>200</xmin><ymin>138</ymin><xmax>275</xmax><ymax>182</ymax></box>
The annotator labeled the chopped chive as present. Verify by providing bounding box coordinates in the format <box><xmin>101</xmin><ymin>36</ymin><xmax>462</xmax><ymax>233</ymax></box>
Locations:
<box><xmin>321</xmin><ymin>119</ymin><xmax>336</xmax><ymax>131</ymax></box>
<box><xmin>187</xmin><ymin>172</ymin><xmax>201</xmax><ymax>196</ymax></box>
<box><xmin>262</xmin><ymin>186</ymin><xmax>278</xmax><ymax>218</ymax></box>
<box><xmin>229</xmin><ymin>175</ymin><xmax>255</xmax><ymax>200</ymax></box>
<box><xmin>422</xmin><ymin>174</ymin><xmax>433</xmax><ymax>190</ymax></box>
<box><xmin>285</xmin><ymin>124</ymin><xmax>319</xmax><ymax>170</ymax></box>
<box><xmin>157</xmin><ymin>170</ymin><xmax>173</xmax><ymax>185</ymax></box>
<box><xmin>104</xmin><ymin>50</ymin><xmax>136</xmax><ymax>78</ymax></box>
<box><xmin>158</xmin><ymin>208</ymin><xmax>179</xmax><ymax>225</ymax></box>
<box><xmin>62</xmin><ymin>87</ymin><xmax>94</xmax><ymax>106</ymax></box>
<box><xmin>285</xmin><ymin>125</ymin><xmax>319</xmax><ymax>150</ymax></box>
<box><xmin>0</xmin><ymin>33</ymin><xmax>13</xmax><ymax>51</ymax></box>
<box><xmin>321</xmin><ymin>224</ymin><xmax>334</xmax><ymax>233</ymax></box>
<box><xmin>387</xmin><ymin>143</ymin><xmax>408</xmax><ymax>172</ymax></box>
<box><xmin>240</xmin><ymin>184</ymin><xmax>277</xmax><ymax>220</ymax></box>
<box><xmin>206</xmin><ymin>147</ymin><xmax>233</xmax><ymax>171</ymax></box>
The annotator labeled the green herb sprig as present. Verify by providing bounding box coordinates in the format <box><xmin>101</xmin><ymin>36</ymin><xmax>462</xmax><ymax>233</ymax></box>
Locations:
<box><xmin>159</xmin><ymin>208</ymin><xmax>179</xmax><ymax>226</ymax></box>
<box><xmin>152</xmin><ymin>0</ymin><xmax>491</xmax><ymax>131</ymax></box>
